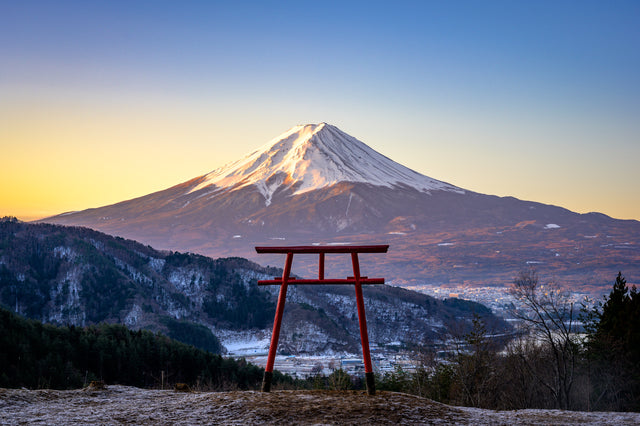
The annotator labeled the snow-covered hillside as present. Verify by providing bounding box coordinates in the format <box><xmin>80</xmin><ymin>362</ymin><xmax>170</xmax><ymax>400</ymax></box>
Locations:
<box><xmin>1</xmin><ymin>220</ymin><xmax>507</xmax><ymax>356</ymax></box>
<box><xmin>188</xmin><ymin>123</ymin><xmax>463</xmax><ymax>205</ymax></box>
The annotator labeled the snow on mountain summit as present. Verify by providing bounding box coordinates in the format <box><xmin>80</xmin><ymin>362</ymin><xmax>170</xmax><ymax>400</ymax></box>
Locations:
<box><xmin>189</xmin><ymin>123</ymin><xmax>463</xmax><ymax>205</ymax></box>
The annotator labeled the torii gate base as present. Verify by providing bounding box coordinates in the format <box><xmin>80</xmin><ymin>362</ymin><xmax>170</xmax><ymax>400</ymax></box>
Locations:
<box><xmin>255</xmin><ymin>245</ymin><xmax>388</xmax><ymax>396</ymax></box>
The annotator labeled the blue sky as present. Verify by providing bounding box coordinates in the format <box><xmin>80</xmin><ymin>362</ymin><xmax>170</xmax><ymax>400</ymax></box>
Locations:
<box><xmin>2</xmin><ymin>1</ymin><xmax>639</xmax><ymax>220</ymax></box>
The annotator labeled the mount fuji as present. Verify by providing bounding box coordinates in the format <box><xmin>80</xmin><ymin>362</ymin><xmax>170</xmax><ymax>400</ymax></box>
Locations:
<box><xmin>43</xmin><ymin>123</ymin><xmax>640</xmax><ymax>294</ymax></box>
<box><xmin>187</xmin><ymin>122</ymin><xmax>463</xmax><ymax>206</ymax></box>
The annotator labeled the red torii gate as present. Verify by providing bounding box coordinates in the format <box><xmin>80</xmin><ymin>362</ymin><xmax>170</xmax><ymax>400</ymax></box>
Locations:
<box><xmin>255</xmin><ymin>244</ymin><xmax>389</xmax><ymax>395</ymax></box>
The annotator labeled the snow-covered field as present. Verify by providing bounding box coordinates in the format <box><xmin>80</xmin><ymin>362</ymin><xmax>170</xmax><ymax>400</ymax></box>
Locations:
<box><xmin>1</xmin><ymin>385</ymin><xmax>639</xmax><ymax>425</ymax></box>
<box><xmin>221</xmin><ymin>335</ymin><xmax>271</xmax><ymax>357</ymax></box>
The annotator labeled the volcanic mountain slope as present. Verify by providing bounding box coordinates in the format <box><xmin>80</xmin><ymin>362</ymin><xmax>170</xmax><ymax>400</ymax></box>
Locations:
<box><xmin>43</xmin><ymin>123</ymin><xmax>640</xmax><ymax>294</ymax></box>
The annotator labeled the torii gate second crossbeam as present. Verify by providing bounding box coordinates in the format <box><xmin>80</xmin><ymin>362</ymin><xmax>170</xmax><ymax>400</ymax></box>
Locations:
<box><xmin>255</xmin><ymin>244</ymin><xmax>389</xmax><ymax>396</ymax></box>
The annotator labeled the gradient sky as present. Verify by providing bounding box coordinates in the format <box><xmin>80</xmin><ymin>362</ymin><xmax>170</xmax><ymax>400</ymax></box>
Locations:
<box><xmin>2</xmin><ymin>1</ymin><xmax>639</xmax><ymax>221</ymax></box>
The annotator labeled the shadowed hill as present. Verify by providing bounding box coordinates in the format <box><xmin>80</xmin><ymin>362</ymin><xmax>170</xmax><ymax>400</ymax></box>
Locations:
<box><xmin>0</xmin><ymin>218</ymin><xmax>510</xmax><ymax>354</ymax></box>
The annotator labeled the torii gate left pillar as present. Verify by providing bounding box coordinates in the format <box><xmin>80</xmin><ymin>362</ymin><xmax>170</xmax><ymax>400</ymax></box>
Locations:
<box><xmin>255</xmin><ymin>244</ymin><xmax>388</xmax><ymax>396</ymax></box>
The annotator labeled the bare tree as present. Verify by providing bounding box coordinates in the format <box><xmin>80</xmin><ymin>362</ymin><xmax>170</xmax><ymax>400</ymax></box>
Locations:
<box><xmin>509</xmin><ymin>268</ymin><xmax>580</xmax><ymax>409</ymax></box>
<box><xmin>311</xmin><ymin>362</ymin><xmax>324</xmax><ymax>376</ymax></box>
<box><xmin>450</xmin><ymin>315</ymin><xmax>500</xmax><ymax>408</ymax></box>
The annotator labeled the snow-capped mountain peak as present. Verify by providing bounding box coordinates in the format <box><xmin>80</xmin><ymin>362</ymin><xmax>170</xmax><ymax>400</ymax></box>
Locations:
<box><xmin>189</xmin><ymin>123</ymin><xmax>463</xmax><ymax>205</ymax></box>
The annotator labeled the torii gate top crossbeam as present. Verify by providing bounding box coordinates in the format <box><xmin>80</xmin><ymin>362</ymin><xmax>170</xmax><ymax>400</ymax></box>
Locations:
<box><xmin>256</xmin><ymin>244</ymin><xmax>388</xmax><ymax>285</ymax></box>
<box><xmin>255</xmin><ymin>245</ymin><xmax>389</xmax><ymax>254</ymax></box>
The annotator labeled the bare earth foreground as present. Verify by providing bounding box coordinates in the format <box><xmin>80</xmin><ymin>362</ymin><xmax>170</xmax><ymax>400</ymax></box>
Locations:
<box><xmin>1</xmin><ymin>386</ymin><xmax>639</xmax><ymax>425</ymax></box>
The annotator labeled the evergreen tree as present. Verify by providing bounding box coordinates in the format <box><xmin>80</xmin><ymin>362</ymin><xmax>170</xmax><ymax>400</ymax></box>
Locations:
<box><xmin>0</xmin><ymin>307</ymin><xmax>294</xmax><ymax>390</ymax></box>
<box><xmin>584</xmin><ymin>272</ymin><xmax>640</xmax><ymax>411</ymax></box>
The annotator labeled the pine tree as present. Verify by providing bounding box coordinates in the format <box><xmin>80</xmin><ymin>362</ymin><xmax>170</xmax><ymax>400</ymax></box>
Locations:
<box><xmin>585</xmin><ymin>272</ymin><xmax>640</xmax><ymax>411</ymax></box>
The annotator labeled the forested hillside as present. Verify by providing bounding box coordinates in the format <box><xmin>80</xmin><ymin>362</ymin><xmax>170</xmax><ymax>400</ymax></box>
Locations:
<box><xmin>0</xmin><ymin>218</ymin><xmax>510</xmax><ymax>354</ymax></box>
<box><xmin>0</xmin><ymin>307</ymin><xmax>291</xmax><ymax>390</ymax></box>
<box><xmin>0</xmin><ymin>217</ymin><xmax>277</xmax><ymax>350</ymax></box>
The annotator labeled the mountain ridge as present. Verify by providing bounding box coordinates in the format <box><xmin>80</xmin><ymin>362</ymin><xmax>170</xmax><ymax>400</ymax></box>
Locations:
<box><xmin>0</xmin><ymin>219</ymin><xmax>507</xmax><ymax>354</ymax></box>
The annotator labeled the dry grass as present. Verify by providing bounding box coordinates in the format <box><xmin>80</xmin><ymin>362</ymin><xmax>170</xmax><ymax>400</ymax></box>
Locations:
<box><xmin>1</xmin><ymin>385</ymin><xmax>638</xmax><ymax>425</ymax></box>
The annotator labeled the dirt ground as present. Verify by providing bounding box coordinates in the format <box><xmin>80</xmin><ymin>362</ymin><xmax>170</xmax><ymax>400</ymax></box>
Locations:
<box><xmin>1</xmin><ymin>385</ymin><xmax>639</xmax><ymax>425</ymax></box>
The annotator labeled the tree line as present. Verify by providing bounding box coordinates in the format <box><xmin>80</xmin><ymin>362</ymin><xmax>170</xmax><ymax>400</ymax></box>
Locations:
<box><xmin>370</xmin><ymin>271</ymin><xmax>640</xmax><ymax>412</ymax></box>
<box><xmin>0</xmin><ymin>307</ymin><xmax>292</xmax><ymax>390</ymax></box>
